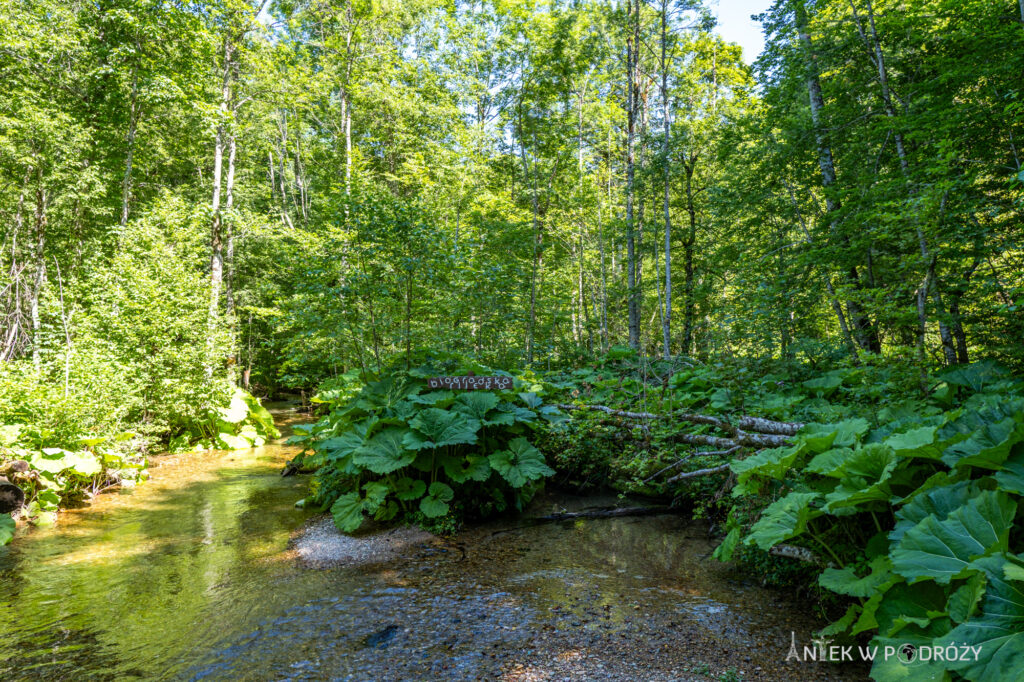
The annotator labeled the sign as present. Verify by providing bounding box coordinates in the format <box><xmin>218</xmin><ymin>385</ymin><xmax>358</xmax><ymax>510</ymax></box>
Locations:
<box><xmin>427</xmin><ymin>375</ymin><xmax>513</xmax><ymax>390</ymax></box>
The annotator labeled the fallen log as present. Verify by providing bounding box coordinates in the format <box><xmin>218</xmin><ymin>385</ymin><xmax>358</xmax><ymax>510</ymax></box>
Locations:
<box><xmin>532</xmin><ymin>505</ymin><xmax>673</xmax><ymax>521</ymax></box>
<box><xmin>769</xmin><ymin>543</ymin><xmax>832</xmax><ymax>567</ymax></box>
<box><xmin>557</xmin><ymin>403</ymin><xmax>803</xmax><ymax>438</ymax></box>
<box><xmin>665</xmin><ymin>462</ymin><xmax>731</xmax><ymax>483</ymax></box>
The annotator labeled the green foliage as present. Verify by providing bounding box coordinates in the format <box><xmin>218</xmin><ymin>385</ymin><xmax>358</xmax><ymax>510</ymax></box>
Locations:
<box><xmin>720</xmin><ymin>363</ymin><xmax>1024</xmax><ymax>681</ymax></box>
<box><xmin>292</xmin><ymin>357</ymin><xmax>561</xmax><ymax>533</ymax></box>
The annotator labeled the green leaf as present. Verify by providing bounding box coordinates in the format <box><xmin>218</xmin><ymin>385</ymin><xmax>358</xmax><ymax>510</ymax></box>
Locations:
<box><xmin>362</xmin><ymin>481</ymin><xmax>390</xmax><ymax>514</ymax></box>
<box><xmin>937</xmin><ymin>554</ymin><xmax>1024</xmax><ymax>681</ymax></box>
<box><xmin>824</xmin><ymin>444</ymin><xmax>901</xmax><ymax>513</ymax></box>
<box><xmin>518</xmin><ymin>392</ymin><xmax>543</xmax><ymax>408</ymax></box>
<box><xmin>745</xmin><ymin>491</ymin><xmax>822</xmax><ymax>550</ymax></box>
<box><xmin>331</xmin><ymin>492</ymin><xmax>365</xmax><ymax>533</ymax></box>
<box><xmin>453</xmin><ymin>392</ymin><xmax>500</xmax><ymax>421</ymax></box>
<box><xmin>819</xmin><ymin>556</ymin><xmax>893</xmax><ymax>597</ymax></box>
<box><xmin>419</xmin><ymin>481</ymin><xmax>454</xmax><ymax>518</ymax></box>
<box><xmin>36</xmin><ymin>489</ymin><xmax>60</xmax><ymax>511</ymax></box>
<box><xmin>995</xmin><ymin>448</ymin><xmax>1024</xmax><ymax>495</ymax></box>
<box><xmin>885</xmin><ymin>426</ymin><xmax>943</xmax><ymax>460</ymax></box>
<box><xmin>441</xmin><ymin>455</ymin><xmax>492</xmax><ymax>484</ymax></box>
<box><xmin>805</xmin><ymin>447</ymin><xmax>855</xmax><ymax>477</ymax></box>
<box><xmin>731</xmin><ymin>445</ymin><xmax>802</xmax><ymax>483</ymax></box>
<box><xmin>948</xmin><ymin>572</ymin><xmax>987</xmax><ymax>623</ymax></box>
<box><xmin>891</xmin><ymin>481</ymin><xmax>975</xmax><ymax>543</ymax></box>
<box><xmin>408</xmin><ymin>390</ymin><xmax>455</xmax><ymax>406</ymax></box>
<box><xmin>404</xmin><ymin>408</ymin><xmax>478</xmax><ymax>450</ymax></box>
<box><xmin>891</xmin><ymin>490</ymin><xmax>1017</xmax><ymax>584</ymax></box>
<box><xmin>488</xmin><ymin>437</ymin><xmax>554</xmax><ymax>488</ymax></box>
<box><xmin>820</xmin><ymin>603</ymin><xmax>862</xmax><ymax>637</ymax></box>
<box><xmin>393</xmin><ymin>477</ymin><xmax>426</xmax><ymax>501</ymax></box>
<box><xmin>712</xmin><ymin>527</ymin><xmax>742</xmax><ymax>561</ymax></box>
<box><xmin>353</xmin><ymin>427</ymin><xmax>416</xmax><ymax>474</ymax></box>
<box><xmin>0</xmin><ymin>515</ymin><xmax>14</xmax><ymax>545</ymax></box>
<box><xmin>219</xmin><ymin>390</ymin><xmax>249</xmax><ymax>423</ymax></box>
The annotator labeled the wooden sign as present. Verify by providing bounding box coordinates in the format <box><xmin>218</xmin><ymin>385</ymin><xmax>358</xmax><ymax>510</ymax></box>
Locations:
<box><xmin>427</xmin><ymin>375</ymin><xmax>513</xmax><ymax>390</ymax></box>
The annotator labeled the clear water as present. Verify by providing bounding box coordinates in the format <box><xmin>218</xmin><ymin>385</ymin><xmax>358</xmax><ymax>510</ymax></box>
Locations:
<box><xmin>0</xmin><ymin>409</ymin><xmax>863</xmax><ymax>680</ymax></box>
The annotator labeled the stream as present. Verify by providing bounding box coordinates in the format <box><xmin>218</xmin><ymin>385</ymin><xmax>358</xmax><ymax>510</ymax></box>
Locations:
<box><xmin>0</xmin><ymin>408</ymin><xmax>865</xmax><ymax>681</ymax></box>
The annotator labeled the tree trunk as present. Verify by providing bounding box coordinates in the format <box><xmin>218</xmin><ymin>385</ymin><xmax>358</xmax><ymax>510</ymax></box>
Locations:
<box><xmin>660</xmin><ymin>0</ymin><xmax>672</xmax><ymax>361</ymax></box>
<box><xmin>120</xmin><ymin>65</ymin><xmax>139</xmax><ymax>228</ymax></box>
<box><xmin>682</xmin><ymin>156</ymin><xmax>697</xmax><ymax>355</ymax></box>
<box><xmin>207</xmin><ymin>38</ymin><xmax>233</xmax><ymax>371</ymax></box>
<box><xmin>852</xmin><ymin>0</ymin><xmax>955</xmax><ymax>364</ymax></box>
<box><xmin>793</xmin><ymin>0</ymin><xmax>877</xmax><ymax>355</ymax></box>
<box><xmin>624</xmin><ymin>0</ymin><xmax>640</xmax><ymax>350</ymax></box>
<box><xmin>30</xmin><ymin>178</ymin><xmax>47</xmax><ymax>371</ymax></box>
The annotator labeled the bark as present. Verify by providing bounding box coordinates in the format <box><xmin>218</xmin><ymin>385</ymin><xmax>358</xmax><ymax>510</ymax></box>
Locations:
<box><xmin>120</xmin><ymin>64</ymin><xmax>139</xmax><ymax>228</ymax></box>
<box><xmin>660</xmin><ymin>0</ymin><xmax>672</xmax><ymax>361</ymax></box>
<box><xmin>793</xmin><ymin>0</ymin><xmax>878</xmax><ymax>355</ymax></box>
<box><xmin>30</xmin><ymin>177</ymin><xmax>47</xmax><ymax>371</ymax></box>
<box><xmin>557</xmin><ymin>403</ymin><xmax>802</xmax><ymax>437</ymax></box>
<box><xmin>682</xmin><ymin>155</ymin><xmax>697</xmax><ymax>354</ymax></box>
<box><xmin>624</xmin><ymin>0</ymin><xmax>640</xmax><ymax>349</ymax></box>
<box><xmin>849</xmin><ymin>0</ymin><xmax>955</xmax><ymax>364</ymax></box>
<box><xmin>207</xmin><ymin>37</ymin><xmax>233</xmax><ymax>371</ymax></box>
<box><xmin>665</xmin><ymin>463</ymin><xmax>731</xmax><ymax>483</ymax></box>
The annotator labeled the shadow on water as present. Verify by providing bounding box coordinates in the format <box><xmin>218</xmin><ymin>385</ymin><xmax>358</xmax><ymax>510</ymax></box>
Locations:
<box><xmin>0</xmin><ymin>408</ymin><xmax>868</xmax><ymax>681</ymax></box>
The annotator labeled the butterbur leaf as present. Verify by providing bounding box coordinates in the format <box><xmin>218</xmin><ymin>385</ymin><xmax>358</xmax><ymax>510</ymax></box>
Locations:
<box><xmin>362</xmin><ymin>481</ymin><xmax>390</xmax><ymax>514</ymax></box>
<box><xmin>824</xmin><ymin>444</ymin><xmax>900</xmax><ymax>512</ymax></box>
<box><xmin>712</xmin><ymin>527</ymin><xmax>741</xmax><ymax>561</ymax></box>
<box><xmin>891</xmin><ymin>480</ymin><xmax>975</xmax><ymax>543</ymax></box>
<box><xmin>937</xmin><ymin>554</ymin><xmax>1024</xmax><ymax>681</ymax></box>
<box><xmin>805</xmin><ymin>447</ymin><xmax>854</xmax><ymax>477</ymax></box>
<box><xmin>454</xmin><ymin>392</ymin><xmax>500</xmax><ymax>421</ymax></box>
<box><xmin>0</xmin><ymin>515</ymin><xmax>14</xmax><ymax>545</ymax></box>
<box><xmin>731</xmin><ymin>445</ymin><xmax>802</xmax><ymax>483</ymax></box>
<box><xmin>331</xmin><ymin>492</ymin><xmax>365</xmax><ymax>533</ymax></box>
<box><xmin>393</xmin><ymin>477</ymin><xmax>426</xmax><ymax>501</ymax></box>
<box><xmin>518</xmin><ymin>392</ymin><xmax>543</xmax><ymax>409</ymax></box>
<box><xmin>353</xmin><ymin>427</ymin><xmax>415</xmax><ymax>474</ymax></box>
<box><xmin>884</xmin><ymin>426</ymin><xmax>943</xmax><ymax>460</ymax></box>
<box><xmin>420</xmin><ymin>482</ymin><xmax>454</xmax><ymax>518</ymax></box>
<box><xmin>442</xmin><ymin>455</ymin><xmax>491</xmax><ymax>484</ymax></box>
<box><xmin>947</xmin><ymin>572</ymin><xmax>987</xmax><ymax>623</ymax></box>
<box><xmin>219</xmin><ymin>391</ymin><xmax>249</xmax><ymax>423</ymax></box>
<box><xmin>819</xmin><ymin>556</ymin><xmax>893</xmax><ymax>597</ymax></box>
<box><xmin>891</xmin><ymin>490</ymin><xmax>1016</xmax><ymax>584</ymax></box>
<box><xmin>745</xmin><ymin>491</ymin><xmax>822</xmax><ymax>551</ymax></box>
<box><xmin>375</xmin><ymin>500</ymin><xmax>399</xmax><ymax>521</ymax></box>
<box><xmin>820</xmin><ymin>603</ymin><xmax>862</xmax><ymax>637</ymax></box>
<box><xmin>408</xmin><ymin>390</ymin><xmax>455</xmax><ymax>406</ymax></box>
<box><xmin>405</xmin><ymin>409</ymin><xmax>478</xmax><ymax>450</ymax></box>
<box><xmin>995</xmin><ymin>448</ymin><xmax>1024</xmax><ymax>495</ymax></box>
<box><xmin>488</xmin><ymin>438</ymin><xmax>554</xmax><ymax>488</ymax></box>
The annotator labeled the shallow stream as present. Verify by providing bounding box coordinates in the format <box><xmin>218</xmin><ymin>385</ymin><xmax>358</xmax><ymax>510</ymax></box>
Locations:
<box><xmin>0</xmin><ymin>409</ymin><xmax>864</xmax><ymax>680</ymax></box>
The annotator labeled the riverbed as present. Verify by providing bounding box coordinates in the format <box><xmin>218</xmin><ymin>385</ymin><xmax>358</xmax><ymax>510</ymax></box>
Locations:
<box><xmin>0</xmin><ymin>409</ymin><xmax>865</xmax><ymax>680</ymax></box>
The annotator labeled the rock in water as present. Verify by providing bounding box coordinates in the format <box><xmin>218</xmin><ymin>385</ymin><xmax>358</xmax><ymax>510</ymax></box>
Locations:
<box><xmin>362</xmin><ymin>625</ymin><xmax>400</xmax><ymax>649</ymax></box>
<box><xmin>0</xmin><ymin>477</ymin><xmax>25</xmax><ymax>513</ymax></box>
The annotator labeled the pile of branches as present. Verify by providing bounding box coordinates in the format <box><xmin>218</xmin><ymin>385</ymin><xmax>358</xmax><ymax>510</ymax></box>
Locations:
<box><xmin>556</xmin><ymin>403</ymin><xmax>803</xmax><ymax>483</ymax></box>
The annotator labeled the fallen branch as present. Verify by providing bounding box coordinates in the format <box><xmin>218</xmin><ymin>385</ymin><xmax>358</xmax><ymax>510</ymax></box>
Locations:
<box><xmin>558</xmin><ymin>403</ymin><xmax>803</xmax><ymax>438</ymax></box>
<box><xmin>531</xmin><ymin>506</ymin><xmax>672</xmax><ymax>521</ymax></box>
<box><xmin>644</xmin><ymin>446</ymin><xmax>742</xmax><ymax>483</ymax></box>
<box><xmin>768</xmin><ymin>544</ymin><xmax>832</xmax><ymax>566</ymax></box>
<box><xmin>665</xmin><ymin>463</ymin><xmax>731</xmax><ymax>483</ymax></box>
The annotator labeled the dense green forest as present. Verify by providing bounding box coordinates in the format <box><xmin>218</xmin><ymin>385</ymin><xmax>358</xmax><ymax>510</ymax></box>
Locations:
<box><xmin>2</xmin><ymin>0</ymin><xmax>1024</xmax><ymax>679</ymax></box>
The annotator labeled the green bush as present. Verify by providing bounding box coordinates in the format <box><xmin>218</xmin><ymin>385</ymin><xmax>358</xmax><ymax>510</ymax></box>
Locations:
<box><xmin>290</xmin><ymin>358</ymin><xmax>564</xmax><ymax>533</ymax></box>
<box><xmin>720</xmin><ymin>362</ymin><xmax>1024</xmax><ymax>681</ymax></box>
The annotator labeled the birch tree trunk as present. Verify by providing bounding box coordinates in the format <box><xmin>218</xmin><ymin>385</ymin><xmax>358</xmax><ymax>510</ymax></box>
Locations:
<box><xmin>120</xmin><ymin>64</ymin><xmax>139</xmax><ymax>228</ymax></box>
<box><xmin>660</xmin><ymin>0</ymin><xmax>672</xmax><ymax>361</ymax></box>
<box><xmin>207</xmin><ymin>37</ymin><xmax>233</xmax><ymax>372</ymax></box>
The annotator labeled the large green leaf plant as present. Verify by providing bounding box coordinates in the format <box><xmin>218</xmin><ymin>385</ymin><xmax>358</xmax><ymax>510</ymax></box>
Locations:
<box><xmin>291</xmin><ymin>362</ymin><xmax>561</xmax><ymax>533</ymax></box>
<box><xmin>719</xmin><ymin>365</ymin><xmax>1024</xmax><ymax>681</ymax></box>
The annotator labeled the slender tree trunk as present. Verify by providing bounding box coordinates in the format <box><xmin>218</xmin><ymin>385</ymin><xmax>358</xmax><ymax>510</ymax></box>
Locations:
<box><xmin>120</xmin><ymin>65</ymin><xmax>139</xmax><ymax>228</ymax></box>
<box><xmin>30</xmin><ymin>178</ymin><xmax>47</xmax><ymax>371</ymax></box>
<box><xmin>682</xmin><ymin>156</ymin><xmax>697</xmax><ymax>355</ymax></box>
<box><xmin>208</xmin><ymin>38</ymin><xmax>233</xmax><ymax>372</ymax></box>
<box><xmin>660</xmin><ymin>0</ymin><xmax>672</xmax><ymax>361</ymax></box>
<box><xmin>852</xmin><ymin>0</ymin><xmax>956</xmax><ymax>364</ymax></box>
<box><xmin>577</xmin><ymin>85</ymin><xmax>593</xmax><ymax>352</ymax></box>
<box><xmin>625</xmin><ymin>0</ymin><xmax>640</xmax><ymax>349</ymax></box>
<box><xmin>793</xmin><ymin>0</ymin><xmax>877</xmax><ymax>355</ymax></box>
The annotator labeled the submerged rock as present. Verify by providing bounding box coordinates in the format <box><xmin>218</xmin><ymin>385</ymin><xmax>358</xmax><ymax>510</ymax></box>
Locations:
<box><xmin>291</xmin><ymin>516</ymin><xmax>434</xmax><ymax>568</ymax></box>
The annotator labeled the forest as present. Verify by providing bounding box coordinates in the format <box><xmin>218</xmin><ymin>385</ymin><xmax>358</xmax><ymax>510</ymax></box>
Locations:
<box><xmin>1</xmin><ymin>0</ymin><xmax>1024</xmax><ymax>680</ymax></box>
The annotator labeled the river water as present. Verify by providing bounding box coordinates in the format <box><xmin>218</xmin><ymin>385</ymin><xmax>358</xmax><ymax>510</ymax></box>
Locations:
<box><xmin>0</xmin><ymin>409</ymin><xmax>864</xmax><ymax>680</ymax></box>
